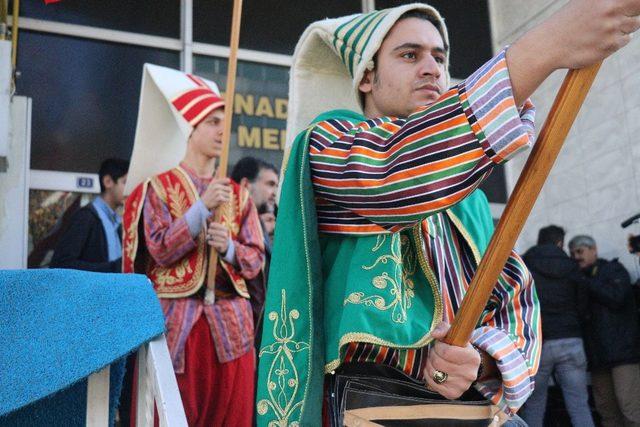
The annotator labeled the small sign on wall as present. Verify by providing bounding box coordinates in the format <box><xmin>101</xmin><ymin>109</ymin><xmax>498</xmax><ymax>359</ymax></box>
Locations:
<box><xmin>30</xmin><ymin>170</ymin><xmax>101</xmax><ymax>194</ymax></box>
<box><xmin>76</xmin><ymin>176</ymin><xmax>95</xmax><ymax>190</ymax></box>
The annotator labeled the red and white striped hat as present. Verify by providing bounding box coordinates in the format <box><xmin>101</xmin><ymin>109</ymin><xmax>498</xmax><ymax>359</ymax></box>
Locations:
<box><xmin>125</xmin><ymin>64</ymin><xmax>224</xmax><ymax>195</ymax></box>
<box><xmin>170</xmin><ymin>73</ymin><xmax>225</xmax><ymax>128</ymax></box>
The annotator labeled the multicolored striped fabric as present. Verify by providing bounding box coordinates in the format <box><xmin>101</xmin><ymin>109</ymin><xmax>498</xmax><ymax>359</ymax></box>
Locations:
<box><xmin>342</xmin><ymin>341</ymin><xmax>431</xmax><ymax>380</ymax></box>
<box><xmin>309</xmin><ymin>50</ymin><xmax>535</xmax><ymax>235</ymax></box>
<box><xmin>341</xmin><ymin>209</ymin><xmax>540</xmax><ymax>414</ymax></box>
<box><xmin>160</xmin><ymin>296</ymin><xmax>254</xmax><ymax>372</ymax></box>
<box><xmin>311</xmin><ymin>49</ymin><xmax>540</xmax><ymax>414</ymax></box>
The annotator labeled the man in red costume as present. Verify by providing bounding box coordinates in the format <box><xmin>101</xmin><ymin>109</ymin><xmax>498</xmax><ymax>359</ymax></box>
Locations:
<box><xmin>122</xmin><ymin>65</ymin><xmax>264</xmax><ymax>426</ymax></box>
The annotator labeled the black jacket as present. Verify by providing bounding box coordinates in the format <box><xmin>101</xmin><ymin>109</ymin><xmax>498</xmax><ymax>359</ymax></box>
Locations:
<box><xmin>523</xmin><ymin>244</ymin><xmax>586</xmax><ymax>340</ymax></box>
<box><xmin>247</xmin><ymin>222</ymin><xmax>272</xmax><ymax>350</ymax></box>
<box><xmin>50</xmin><ymin>204</ymin><xmax>121</xmax><ymax>272</ymax></box>
<box><xmin>575</xmin><ymin>258</ymin><xmax>640</xmax><ymax>370</ymax></box>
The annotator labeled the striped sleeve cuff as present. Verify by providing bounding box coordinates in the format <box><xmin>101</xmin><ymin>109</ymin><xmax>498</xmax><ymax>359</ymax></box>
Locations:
<box><xmin>470</xmin><ymin>326</ymin><xmax>535</xmax><ymax>414</ymax></box>
<box><xmin>460</xmin><ymin>48</ymin><xmax>536</xmax><ymax>165</ymax></box>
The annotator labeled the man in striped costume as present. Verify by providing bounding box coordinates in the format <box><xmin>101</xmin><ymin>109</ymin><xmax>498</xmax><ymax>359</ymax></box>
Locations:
<box><xmin>257</xmin><ymin>2</ymin><xmax>640</xmax><ymax>426</ymax></box>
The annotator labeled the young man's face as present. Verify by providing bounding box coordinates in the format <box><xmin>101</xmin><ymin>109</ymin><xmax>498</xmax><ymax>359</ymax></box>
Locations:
<box><xmin>570</xmin><ymin>245</ymin><xmax>598</xmax><ymax>270</ymax></box>
<box><xmin>248</xmin><ymin>168</ymin><xmax>279</xmax><ymax>210</ymax></box>
<box><xmin>359</xmin><ymin>17</ymin><xmax>447</xmax><ymax>119</ymax></box>
<box><xmin>189</xmin><ymin>108</ymin><xmax>225</xmax><ymax>159</ymax></box>
<box><xmin>103</xmin><ymin>173</ymin><xmax>128</xmax><ymax>207</ymax></box>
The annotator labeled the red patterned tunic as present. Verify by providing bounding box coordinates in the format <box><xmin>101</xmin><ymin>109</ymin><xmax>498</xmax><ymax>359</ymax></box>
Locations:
<box><xmin>123</xmin><ymin>162</ymin><xmax>265</xmax><ymax>366</ymax></box>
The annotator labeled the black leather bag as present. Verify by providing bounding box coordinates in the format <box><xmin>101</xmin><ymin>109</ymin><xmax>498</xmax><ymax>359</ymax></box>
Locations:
<box><xmin>327</xmin><ymin>363</ymin><xmax>507</xmax><ymax>427</ymax></box>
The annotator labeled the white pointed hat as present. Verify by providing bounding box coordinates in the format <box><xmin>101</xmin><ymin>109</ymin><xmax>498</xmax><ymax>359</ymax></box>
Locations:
<box><xmin>286</xmin><ymin>3</ymin><xmax>449</xmax><ymax>145</ymax></box>
<box><xmin>125</xmin><ymin>64</ymin><xmax>225</xmax><ymax>195</ymax></box>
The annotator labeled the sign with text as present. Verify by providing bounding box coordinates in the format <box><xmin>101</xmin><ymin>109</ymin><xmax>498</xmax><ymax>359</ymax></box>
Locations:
<box><xmin>234</xmin><ymin>94</ymin><xmax>287</xmax><ymax>152</ymax></box>
<box><xmin>194</xmin><ymin>56</ymin><xmax>288</xmax><ymax>170</ymax></box>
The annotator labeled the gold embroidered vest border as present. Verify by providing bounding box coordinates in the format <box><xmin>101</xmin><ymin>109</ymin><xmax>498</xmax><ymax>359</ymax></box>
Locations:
<box><xmin>122</xmin><ymin>166</ymin><xmax>249</xmax><ymax>299</ymax></box>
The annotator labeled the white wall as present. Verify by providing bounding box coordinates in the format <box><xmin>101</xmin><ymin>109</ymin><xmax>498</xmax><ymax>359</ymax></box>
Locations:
<box><xmin>0</xmin><ymin>41</ymin><xmax>10</xmax><ymax>162</ymax></box>
<box><xmin>0</xmin><ymin>96</ymin><xmax>31</xmax><ymax>269</ymax></box>
<box><xmin>0</xmin><ymin>39</ymin><xmax>32</xmax><ymax>269</ymax></box>
<box><xmin>489</xmin><ymin>0</ymin><xmax>640</xmax><ymax>279</ymax></box>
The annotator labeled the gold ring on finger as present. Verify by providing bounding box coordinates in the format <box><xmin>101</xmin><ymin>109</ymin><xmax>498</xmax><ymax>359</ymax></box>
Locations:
<box><xmin>433</xmin><ymin>369</ymin><xmax>448</xmax><ymax>385</ymax></box>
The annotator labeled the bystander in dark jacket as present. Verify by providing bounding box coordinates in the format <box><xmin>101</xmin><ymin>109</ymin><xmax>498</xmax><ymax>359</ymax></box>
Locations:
<box><xmin>520</xmin><ymin>226</ymin><xmax>595</xmax><ymax>427</ymax></box>
<box><xmin>569</xmin><ymin>235</ymin><xmax>640</xmax><ymax>427</ymax></box>
<box><xmin>573</xmin><ymin>257</ymin><xmax>640</xmax><ymax>369</ymax></box>
<box><xmin>49</xmin><ymin>158</ymin><xmax>133</xmax><ymax>426</ymax></box>
<box><xmin>524</xmin><ymin>243</ymin><xmax>587</xmax><ymax>340</ymax></box>
<box><xmin>51</xmin><ymin>159</ymin><xmax>129</xmax><ymax>273</ymax></box>
<box><xmin>50</xmin><ymin>204</ymin><xmax>122</xmax><ymax>272</ymax></box>
<box><xmin>230</xmin><ymin>156</ymin><xmax>279</xmax><ymax>348</ymax></box>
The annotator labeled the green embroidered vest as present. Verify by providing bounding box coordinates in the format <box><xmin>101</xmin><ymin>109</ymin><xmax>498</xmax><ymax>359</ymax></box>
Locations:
<box><xmin>256</xmin><ymin>110</ymin><xmax>494</xmax><ymax>426</ymax></box>
<box><xmin>320</xmin><ymin>228</ymin><xmax>441</xmax><ymax>373</ymax></box>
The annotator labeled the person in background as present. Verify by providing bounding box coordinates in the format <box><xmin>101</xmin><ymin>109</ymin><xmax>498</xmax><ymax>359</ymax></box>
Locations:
<box><xmin>570</xmin><ymin>235</ymin><xmax>640</xmax><ymax>427</ymax></box>
<box><xmin>230</xmin><ymin>156</ymin><xmax>278</xmax><ymax>248</ymax></box>
<box><xmin>50</xmin><ymin>157</ymin><xmax>132</xmax><ymax>425</ymax></box>
<box><xmin>123</xmin><ymin>66</ymin><xmax>264</xmax><ymax>427</ymax></box>
<box><xmin>50</xmin><ymin>158</ymin><xmax>129</xmax><ymax>272</ymax></box>
<box><xmin>230</xmin><ymin>156</ymin><xmax>279</xmax><ymax>347</ymax></box>
<box><xmin>627</xmin><ymin>234</ymin><xmax>640</xmax><ymax>330</ymax></box>
<box><xmin>520</xmin><ymin>225</ymin><xmax>593</xmax><ymax>427</ymax></box>
<box><xmin>257</xmin><ymin>203</ymin><xmax>276</xmax><ymax>245</ymax></box>
<box><xmin>231</xmin><ymin>157</ymin><xmax>278</xmax><ymax>217</ymax></box>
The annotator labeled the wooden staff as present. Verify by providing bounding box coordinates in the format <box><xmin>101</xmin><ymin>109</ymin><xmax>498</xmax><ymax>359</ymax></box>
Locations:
<box><xmin>444</xmin><ymin>63</ymin><xmax>602</xmax><ymax>346</ymax></box>
<box><xmin>204</xmin><ymin>0</ymin><xmax>243</xmax><ymax>305</ymax></box>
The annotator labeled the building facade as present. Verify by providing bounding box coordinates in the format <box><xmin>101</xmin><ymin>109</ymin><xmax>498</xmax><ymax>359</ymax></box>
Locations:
<box><xmin>489</xmin><ymin>0</ymin><xmax>640</xmax><ymax>279</ymax></box>
<box><xmin>2</xmin><ymin>0</ymin><xmax>496</xmax><ymax>268</ymax></box>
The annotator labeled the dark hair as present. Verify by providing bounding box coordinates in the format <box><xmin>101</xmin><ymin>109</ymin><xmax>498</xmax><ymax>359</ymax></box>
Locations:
<box><xmin>369</xmin><ymin>10</ymin><xmax>449</xmax><ymax>79</ymax></box>
<box><xmin>230</xmin><ymin>156</ymin><xmax>278</xmax><ymax>183</ymax></box>
<box><xmin>397</xmin><ymin>10</ymin><xmax>449</xmax><ymax>52</ymax></box>
<box><xmin>99</xmin><ymin>158</ymin><xmax>129</xmax><ymax>193</ymax></box>
<box><xmin>537</xmin><ymin>225</ymin><xmax>565</xmax><ymax>246</ymax></box>
<box><xmin>258</xmin><ymin>203</ymin><xmax>278</xmax><ymax>217</ymax></box>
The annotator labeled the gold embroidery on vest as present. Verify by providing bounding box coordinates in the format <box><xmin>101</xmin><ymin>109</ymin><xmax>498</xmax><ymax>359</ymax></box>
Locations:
<box><xmin>153</xmin><ymin>257</ymin><xmax>194</xmax><ymax>286</ymax></box>
<box><xmin>150</xmin><ymin>169</ymin><xmax>207</xmax><ymax>298</ymax></box>
<box><xmin>149</xmin><ymin>177</ymin><xmax>168</xmax><ymax>205</ymax></box>
<box><xmin>325</xmin><ymin>224</ymin><xmax>443</xmax><ymax>373</ymax></box>
<box><xmin>124</xmin><ymin>196</ymin><xmax>141</xmax><ymax>263</ymax></box>
<box><xmin>166</xmin><ymin>182</ymin><xmax>189</xmax><ymax>218</ymax></box>
<box><xmin>123</xmin><ymin>181</ymin><xmax>150</xmax><ymax>273</ymax></box>
<box><xmin>257</xmin><ymin>290</ymin><xmax>309</xmax><ymax>426</ymax></box>
<box><xmin>344</xmin><ymin>232</ymin><xmax>417</xmax><ymax>323</ymax></box>
<box><xmin>220</xmin><ymin>191</ymin><xmax>240</xmax><ymax>235</ymax></box>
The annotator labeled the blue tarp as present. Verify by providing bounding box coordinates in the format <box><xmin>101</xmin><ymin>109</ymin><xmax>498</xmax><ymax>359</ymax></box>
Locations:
<box><xmin>0</xmin><ymin>269</ymin><xmax>165</xmax><ymax>426</ymax></box>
